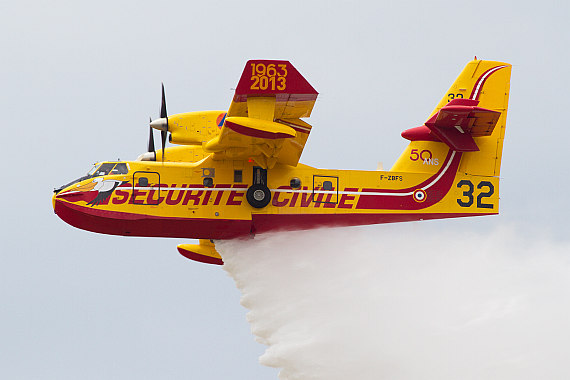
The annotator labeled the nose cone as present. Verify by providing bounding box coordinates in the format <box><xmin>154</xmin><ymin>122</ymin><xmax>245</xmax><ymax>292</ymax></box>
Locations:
<box><xmin>52</xmin><ymin>192</ymin><xmax>57</xmax><ymax>211</ymax></box>
<box><xmin>150</xmin><ymin>117</ymin><xmax>168</xmax><ymax>131</ymax></box>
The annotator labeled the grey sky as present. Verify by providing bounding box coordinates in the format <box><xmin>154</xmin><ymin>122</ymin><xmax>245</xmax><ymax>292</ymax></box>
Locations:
<box><xmin>1</xmin><ymin>0</ymin><xmax>569</xmax><ymax>378</ymax></box>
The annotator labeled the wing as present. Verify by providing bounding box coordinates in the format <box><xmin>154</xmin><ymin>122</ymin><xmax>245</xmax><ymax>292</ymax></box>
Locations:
<box><xmin>204</xmin><ymin>60</ymin><xmax>318</xmax><ymax>168</ymax></box>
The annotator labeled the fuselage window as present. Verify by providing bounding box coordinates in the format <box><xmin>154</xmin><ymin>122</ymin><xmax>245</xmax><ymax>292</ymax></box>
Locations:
<box><xmin>234</xmin><ymin>170</ymin><xmax>243</xmax><ymax>183</ymax></box>
<box><xmin>203</xmin><ymin>177</ymin><xmax>214</xmax><ymax>188</ymax></box>
<box><xmin>138</xmin><ymin>177</ymin><xmax>149</xmax><ymax>187</ymax></box>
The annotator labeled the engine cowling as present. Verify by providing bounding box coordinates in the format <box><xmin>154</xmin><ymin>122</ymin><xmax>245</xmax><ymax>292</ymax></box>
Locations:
<box><xmin>167</xmin><ymin>111</ymin><xmax>226</xmax><ymax>145</ymax></box>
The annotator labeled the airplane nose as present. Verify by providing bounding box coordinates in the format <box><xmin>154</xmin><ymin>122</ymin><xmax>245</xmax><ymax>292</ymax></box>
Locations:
<box><xmin>52</xmin><ymin>192</ymin><xmax>57</xmax><ymax>211</ymax></box>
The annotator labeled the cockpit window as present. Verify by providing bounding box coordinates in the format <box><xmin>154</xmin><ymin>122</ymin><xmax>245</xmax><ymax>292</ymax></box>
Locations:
<box><xmin>54</xmin><ymin>162</ymin><xmax>129</xmax><ymax>194</ymax></box>
<box><xmin>94</xmin><ymin>163</ymin><xmax>115</xmax><ymax>177</ymax></box>
<box><xmin>111</xmin><ymin>163</ymin><xmax>129</xmax><ymax>175</ymax></box>
<box><xmin>87</xmin><ymin>164</ymin><xmax>99</xmax><ymax>176</ymax></box>
<box><xmin>87</xmin><ymin>162</ymin><xmax>129</xmax><ymax>177</ymax></box>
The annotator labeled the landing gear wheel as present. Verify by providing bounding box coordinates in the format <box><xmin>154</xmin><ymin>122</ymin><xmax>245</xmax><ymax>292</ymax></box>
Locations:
<box><xmin>246</xmin><ymin>184</ymin><xmax>271</xmax><ymax>208</ymax></box>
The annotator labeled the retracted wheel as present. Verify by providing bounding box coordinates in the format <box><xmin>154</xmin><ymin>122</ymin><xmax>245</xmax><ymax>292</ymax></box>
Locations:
<box><xmin>246</xmin><ymin>184</ymin><xmax>271</xmax><ymax>208</ymax></box>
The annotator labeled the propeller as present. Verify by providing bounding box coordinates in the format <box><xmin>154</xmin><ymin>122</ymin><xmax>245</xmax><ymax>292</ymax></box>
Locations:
<box><xmin>148</xmin><ymin>117</ymin><xmax>155</xmax><ymax>153</ymax></box>
<box><xmin>160</xmin><ymin>83</ymin><xmax>168</xmax><ymax>162</ymax></box>
<box><xmin>149</xmin><ymin>83</ymin><xmax>169</xmax><ymax>162</ymax></box>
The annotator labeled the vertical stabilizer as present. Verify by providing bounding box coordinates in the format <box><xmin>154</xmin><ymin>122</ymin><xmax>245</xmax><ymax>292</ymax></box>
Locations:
<box><xmin>393</xmin><ymin>60</ymin><xmax>511</xmax><ymax>177</ymax></box>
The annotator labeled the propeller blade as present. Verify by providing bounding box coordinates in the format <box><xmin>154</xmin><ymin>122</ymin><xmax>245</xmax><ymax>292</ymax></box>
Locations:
<box><xmin>161</xmin><ymin>130</ymin><xmax>167</xmax><ymax>162</ymax></box>
<box><xmin>148</xmin><ymin>118</ymin><xmax>155</xmax><ymax>153</ymax></box>
<box><xmin>160</xmin><ymin>83</ymin><xmax>168</xmax><ymax>162</ymax></box>
<box><xmin>160</xmin><ymin>83</ymin><xmax>167</xmax><ymax>119</ymax></box>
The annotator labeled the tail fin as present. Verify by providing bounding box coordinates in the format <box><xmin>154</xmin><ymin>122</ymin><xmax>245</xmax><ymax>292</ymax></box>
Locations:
<box><xmin>392</xmin><ymin>60</ymin><xmax>512</xmax><ymax>177</ymax></box>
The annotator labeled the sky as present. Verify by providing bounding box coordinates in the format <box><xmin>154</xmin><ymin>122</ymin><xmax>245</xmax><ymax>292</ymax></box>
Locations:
<box><xmin>1</xmin><ymin>0</ymin><xmax>569</xmax><ymax>378</ymax></box>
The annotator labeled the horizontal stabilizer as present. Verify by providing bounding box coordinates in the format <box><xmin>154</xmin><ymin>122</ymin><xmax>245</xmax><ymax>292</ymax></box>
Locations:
<box><xmin>429</xmin><ymin>99</ymin><xmax>500</xmax><ymax>136</ymax></box>
<box><xmin>403</xmin><ymin>98</ymin><xmax>501</xmax><ymax>152</ymax></box>
<box><xmin>427</xmin><ymin>121</ymin><xmax>479</xmax><ymax>151</ymax></box>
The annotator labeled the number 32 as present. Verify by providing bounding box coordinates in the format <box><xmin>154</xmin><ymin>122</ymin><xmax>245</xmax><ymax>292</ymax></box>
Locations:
<box><xmin>456</xmin><ymin>180</ymin><xmax>494</xmax><ymax>209</ymax></box>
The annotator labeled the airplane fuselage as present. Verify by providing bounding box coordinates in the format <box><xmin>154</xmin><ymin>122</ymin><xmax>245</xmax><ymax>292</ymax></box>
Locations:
<box><xmin>53</xmin><ymin>144</ymin><xmax>498</xmax><ymax>240</ymax></box>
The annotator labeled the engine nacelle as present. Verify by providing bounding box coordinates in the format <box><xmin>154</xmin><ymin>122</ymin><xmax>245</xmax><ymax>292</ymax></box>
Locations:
<box><xmin>137</xmin><ymin>145</ymin><xmax>210</xmax><ymax>163</ymax></box>
<box><xmin>168</xmin><ymin>111</ymin><xmax>226</xmax><ymax>145</ymax></box>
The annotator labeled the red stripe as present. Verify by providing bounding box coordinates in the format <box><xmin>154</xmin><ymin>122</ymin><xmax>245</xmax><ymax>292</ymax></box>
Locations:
<box><xmin>233</xmin><ymin>93</ymin><xmax>318</xmax><ymax>103</ymax></box>
<box><xmin>469</xmin><ymin>66</ymin><xmax>507</xmax><ymax>100</ymax></box>
<box><xmin>54</xmin><ymin>200</ymin><xmax>252</xmax><ymax>239</ymax></box>
<box><xmin>355</xmin><ymin>151</ymin><xmax>461</xmax><ymax>210</ymax></box>
<box><xmin>290</xmin><ymin>126</ymin><xmax>310</xmax><ymax>134</ymax></box>
<box><xmin>275</xmin><ymin>119</ymin><xmax>311</xmax><ymax>134</ymax></box>
<box><xmin>225</xmin><ymin>121</ymin><xmax>294</xmax><ymax>139</ymax></box>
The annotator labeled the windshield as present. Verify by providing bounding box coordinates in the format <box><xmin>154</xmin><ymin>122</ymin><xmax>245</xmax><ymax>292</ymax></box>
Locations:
<box><xmin>87</xmin><ymin>164</ymin><xmax>99</xmax><ymax>176</ymax></box>
<box><xmin>88</xmin><ymin>162</ymin><xmax>129</xmax><ymax>177</ymax></box>
<box><xmin>54</xmin><ymin>162</ymin><xmax>130</xmax><ymax>194</ymax></box>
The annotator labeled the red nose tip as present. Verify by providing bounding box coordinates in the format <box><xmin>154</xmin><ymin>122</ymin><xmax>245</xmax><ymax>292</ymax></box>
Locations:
<box><xmin>401</xmin><ymin>126</ymin><xmax>439</xmax><ymax>142</ymax></box>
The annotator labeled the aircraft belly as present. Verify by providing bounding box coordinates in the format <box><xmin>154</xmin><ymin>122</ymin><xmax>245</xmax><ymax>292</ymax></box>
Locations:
<box><xmin>252</xmin><ymin>212</ymin><xmax>493</xmax><ymax>234</ymax></box>
<box><xmin>54</xmin><ymin>199</ymin><xmax>252</xmax><ymax>239</ymax></box>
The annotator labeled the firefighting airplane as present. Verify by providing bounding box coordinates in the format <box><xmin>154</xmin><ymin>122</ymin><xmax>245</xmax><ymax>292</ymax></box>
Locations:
<box><xmin>53</xmin><ymin>59</ymin><xmax>511</xmax><ymax>265</ymax></box>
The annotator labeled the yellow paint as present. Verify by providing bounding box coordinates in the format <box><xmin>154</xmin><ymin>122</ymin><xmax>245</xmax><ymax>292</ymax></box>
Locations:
<box><xmin>54</xmin><ymin>59</ymin><xmax>512</xmax><ymax>264</ymax></box>
<box><xmin>168</xmin><ymin>111</ymin><xmax>223</xmax><ymax>145</ymax></box>
<box><xmin>178</xmin><ymin>240</ymin><xmax>221</xmax><ymax>261</ymax></box>
<box><xmin>246</xmin><ymin>97</ymin><xmax>276</xmax><ymax>120</ymax></box>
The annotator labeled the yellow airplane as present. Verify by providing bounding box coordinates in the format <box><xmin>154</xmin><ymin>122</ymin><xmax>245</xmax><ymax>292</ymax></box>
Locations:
<box><xmin>53</xmin><ymin>59</ymin><xmax>511</xmax><ymax>265</ymax></box>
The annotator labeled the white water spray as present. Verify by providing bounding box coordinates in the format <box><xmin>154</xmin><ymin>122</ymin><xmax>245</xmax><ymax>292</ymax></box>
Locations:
<box><xmin>218</xmin><ymin>225</ymin><xmax>570</xmax><ymax>380</ymax></box>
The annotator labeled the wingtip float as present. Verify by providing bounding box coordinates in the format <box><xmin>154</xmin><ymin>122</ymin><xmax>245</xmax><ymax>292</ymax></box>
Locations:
<box><xmin>53</xmin><ymin>59</ymin><xmax>512</xmax><ymax>265</ymax></box>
